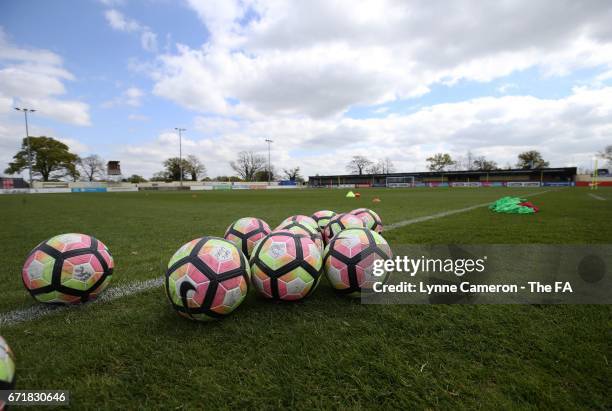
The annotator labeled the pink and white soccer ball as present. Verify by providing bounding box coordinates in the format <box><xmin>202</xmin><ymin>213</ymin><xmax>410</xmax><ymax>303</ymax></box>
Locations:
<box><xmin>22</xmin><ymin>233</ymin><xmax>114</xmax><ymax>304</ymax></box>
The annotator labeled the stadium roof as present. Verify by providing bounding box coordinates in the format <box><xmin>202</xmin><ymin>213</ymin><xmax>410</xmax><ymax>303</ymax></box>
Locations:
<box><xmin>309</xmin><ymin>167</ymin><xmax>577</xmax><ymax>179</ymax></box>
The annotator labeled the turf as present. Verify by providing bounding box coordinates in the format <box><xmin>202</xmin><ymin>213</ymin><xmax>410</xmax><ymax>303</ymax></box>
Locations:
<box><xmin>0</xmin><ymin>188</ymin><xmax>610</xmax><ymax>410</ymax></box>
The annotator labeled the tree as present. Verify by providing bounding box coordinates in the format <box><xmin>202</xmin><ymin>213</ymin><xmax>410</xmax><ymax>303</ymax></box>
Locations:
<box><xmin>472</xmin><ymin>156</ymin><xmax>498</xmax><ymax>171</ymax></box>
<box><xmin>151</xmin><ymin>171</ymin><xmax>171</xmax><ymax>182</ymax></box>
<box><xmin>380</xmin><ymin>157</ymin><xmax>395</xmax><ymax>174</ymax></box>
<box><xmin>516</xmin><ymin>150</ymin><xmax>549</xmax><ymax>169</ymax></box>
<box><xmin>79</xmin><ymin>154</ymin><xmax>105</xmax><ymax>182</ymax></box>
<box><xmin>126</xmin><ymin>174</ymin><xmax>147</xmax><ymax>183</ymax></box>
<box><xmin>283</xmin><ymin>167</ymin><xmax>303</xmax><ymax>182</ymax></box>
<box><xmin>346</xmin><ymin>155</ymin><xmax>373</xmax><ymax>175</ymax></box>
<box><xmin>5</xmin><ymin>136</ymin><xmax>79</xmax><ymax>182</ymax></box>
<box><xmin>426</xmin><ymin>153</ymin><xmax>455</xmax><ymax>172</ymax></box>
<box><xmin>600</xmin><ymin>145</ymin><xmax>612</xmax><ymax>165</ymax></box>
<box><xmin>214</xmin><ymin>176</ymin><xmax>243</xmax><ymax>182</ymax></box>
<box><xmin>368</xmin><ymin>158</ymin><xmax>396</xmax><ymax>174</ymax></box>
<box><xmin>185</xmin><ymin>155</ymin><xmax>207</xmax><ymax>181</ymax></box>
<box><xmin>230</xmin><ymin>151</ymin><xmax>266</xmax><ymax>181</ymax></box>
<box><xmin>162</xmin><ymin>157</ymin><xmax>190</xmax><ymax>181</ymax></box>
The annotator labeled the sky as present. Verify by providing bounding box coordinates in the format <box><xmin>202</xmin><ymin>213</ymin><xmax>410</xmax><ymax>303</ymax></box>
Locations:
<box><xmin>1</xmin><ymin>0</ymin><xmax>611</xmax><ymax>180</ymax></box>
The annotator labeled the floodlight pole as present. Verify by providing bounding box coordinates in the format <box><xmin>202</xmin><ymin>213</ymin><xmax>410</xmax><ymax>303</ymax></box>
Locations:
<box><xmin>175</xmin><ymin>128</ymin><xmax>186</xmax><ymax>187</ymax></box>
<box><xmin>14</xmin><ymin>107</ymin><xmax>36</xmax><ymax>187</ymax></box>
<box><xmin>265</xmin><ymin>139</ymin><xmax>273</xmax><ymax>184</ymax></box>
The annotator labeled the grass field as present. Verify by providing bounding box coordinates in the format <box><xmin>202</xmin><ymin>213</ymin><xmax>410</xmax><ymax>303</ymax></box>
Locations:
<box><xmin>0</xmin><ymin>187</ymin><xmax>610</xmax><ymax>409</ymax></box>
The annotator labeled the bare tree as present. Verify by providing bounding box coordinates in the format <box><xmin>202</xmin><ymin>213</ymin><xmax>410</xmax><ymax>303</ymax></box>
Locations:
<box><xmin>346</xmin><ymin>155</ymin><xmax>373</xmax><ymax>175</ymax></box>
<box><xmin>79</xmin><ymin>154</ymin><xmax>105</xmax><ymax>181</ymax></box>
<box><xmin>367</xmin><ymin>162</ymin><xmax>382</xmax><ymax>174</ymax></box>
<box><xmin>185</xmin><ymin>155</ymin><xmax>207</xmax><ymax>181</ymax></box>
<box><xmin>230</xmin><ymin>151</ymin><xmax>266</xmax><ymax>181</ymax></box>
<box><xmin>380</xmin><ymin>157</ymin><xmax>395</xmax><ymax>174</ymax></box>
<box><xmin>283</xmin><ymin>167</ymin><xmax>303</xmax><ymax>182</ymax></box>
<box><xmin>472</xmin><ymin>156</ymin><xmax>498</xmax><ymax>171</ymax></box>
<box><xmin>600</xmin><ymin>145</ymin><xmax>612</xmax><ymax>165</ymax></box>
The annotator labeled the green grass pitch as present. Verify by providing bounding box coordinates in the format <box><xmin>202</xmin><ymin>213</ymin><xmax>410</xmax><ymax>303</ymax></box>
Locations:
<box><xmin>0</xmin><ymin>188</ymin><xmax>610</xmax><ymax>409</ymax></box>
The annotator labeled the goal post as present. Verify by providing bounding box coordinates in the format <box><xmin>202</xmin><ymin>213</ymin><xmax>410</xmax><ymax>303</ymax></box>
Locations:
<box><xmin>386</xmin><ymin>176</ymin><xmax>415</xmax><ymax>188</ymax></box>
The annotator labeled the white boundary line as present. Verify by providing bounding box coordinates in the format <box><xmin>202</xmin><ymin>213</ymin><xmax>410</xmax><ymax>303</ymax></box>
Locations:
<box><xmin>0</xmin><ymin>277</ymin><xmax>163</xmax><ymax>327</ymax></box>
<box><xmin>0</xmin><ymin>189</ymin><xmax>553</xmax><ymax>327</ymax></box>
<box><xmin>588</xmin><ymin>193</ymin><xmax>606</xmax><ymax>201</ymax></box>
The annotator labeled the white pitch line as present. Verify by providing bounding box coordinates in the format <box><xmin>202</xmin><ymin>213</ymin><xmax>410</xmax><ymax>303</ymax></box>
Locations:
<box><xmin>0</xmin><ymin>189</ymin><xmax>554</xmax><ymax>327</ymax></box>
<box><xmin>0</xmin><ymin>277</ymin><xmax>163</xmax><ymax>327</ymax></box>
<box><xmin>588</xmin><ymin>193</ymin><xmax>606</xmax><ymax>201</ymax></box>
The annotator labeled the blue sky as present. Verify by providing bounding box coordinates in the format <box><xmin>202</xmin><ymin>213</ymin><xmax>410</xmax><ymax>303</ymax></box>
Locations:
<box><xmin>1</xmin><ymin>0</ymin><xmax>611</xmax><ymax>179</ymax></box>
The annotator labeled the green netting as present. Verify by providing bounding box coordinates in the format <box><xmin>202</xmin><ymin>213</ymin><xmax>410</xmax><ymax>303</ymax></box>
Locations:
<box><xmin>489</xmin><ymin>196</ymin><xmax>535</xmax><ymax>214</ymax></box>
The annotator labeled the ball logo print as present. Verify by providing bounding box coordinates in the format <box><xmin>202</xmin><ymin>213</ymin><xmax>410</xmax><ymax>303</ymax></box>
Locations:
<box><xmin>324</xmin><ymin>228</ymin><xmax>392</xmax><ymax>295</ymax></box>
<box><xmin>351</xmin><ymin>208</ymin><xmax>383</xmax><ymax>233</ymax></box>
<box><xmin>250</xmin><ymin>231</ymin><xmax>322</xmax><ymax>301</ymax></box>
<box><xmin>270</xmin><ymin>242</ymin><xmax>287</xmax><ymax>258</ymax></box>
<box><xmin>22</xmin><ymin>233</ymin><xmax>114</xmax><ymax>304</ymax></box>
<box><xmin>224</xmin><ymin>217</ymin><xmax>271</xmax><ymax>258</ymax></box>
<box><xmin>165</xmin><ymin>237</ymin><xmax>250</xmax><ymax>321</ymax></box>
<box><xmin>311</xmin><ymin>210</ymin><xmax>337</xmax><ymax>232</ymax></box>
<box><xmin>323</xmin><ymin>213</ymin><xmax>365</xmax><ymax>244</ymax></box>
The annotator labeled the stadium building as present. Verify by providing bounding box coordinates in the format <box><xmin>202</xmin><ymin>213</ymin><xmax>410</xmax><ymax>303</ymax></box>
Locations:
<box><xmin>308</xmin><ymin>167</ymin><xmax>577</xmax><ymax>188</ymax></box>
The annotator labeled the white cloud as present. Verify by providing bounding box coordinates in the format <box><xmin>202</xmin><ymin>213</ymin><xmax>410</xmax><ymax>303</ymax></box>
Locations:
<box><xmin>116</xmin><ymin>87</ymin><xmax>612</xmax><ymax>178</ymax></box>
<box><xmin>150</xmin><ymin>0</ymin><xmax>612</xmax><ymax>118</ymax></box>
<box><xmin>104</xmin><ymin>9</ymin><xmax>141</xmax><ymax>32</ymax></box>
<box><xmin>102</xmin><ymin>86</ymin><xmax>144</xmax><ymax>108</ymax></box>
<box><xmin>104</xmin><ymin>9</ymin><xmax>158</xmax><ymax>52</ymax></box>
<box><xmin>0</xmin><ymin>27</ymin><xmax>91</xmax><ymax>126</ymax></box>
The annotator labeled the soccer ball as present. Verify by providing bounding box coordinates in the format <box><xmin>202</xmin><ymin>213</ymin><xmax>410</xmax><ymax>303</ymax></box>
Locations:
<box><xmin>22</xmin><ymin>233</ymin><xmax>114</xmax><ymax>304</ymax></box>
<box><xmin>278</xmin><ymin>215</ymin><xmax>318</xmax><ymax>232</ymax></box>
<box><xmin>250</xmin><ymin>231</ymin><xmax>322</xmax><ymax>301</ymax></box>
<box><xmin>324</xmin><ymin>228</ymin><xmax>392</xmax><ymax>295</ymax></box>
<box><xmin>224</xmin><ymin>217</ymin><xmax>271</xmax><ymax>258</ymax></box>
<box><xmin>311</xmin><ymin>210</ymin><xmax>337</xmax><ymax>231</ymax></box>
<box><xmin>323</xmin><ymin>213</ymin><xmax>365</xmax><ymax>243</ymax></box>
<box><xmin>276</xmin><ymin>220</ymin><xmax>324</xmax><ymax>250</ymax></box>
<box><xmin>0</xmin><ymin>336</ymin><xmax>15</xmax><ymax>397</ymax></box>
<box><xmin>165</xmin><ymin>237</ymin><xmax>249</xmax><ymax>321</ymax></box>
<box><xmin>351</xmin><ymin>208</ymin><xmax>383</xmax><ymax>233</ymax></box>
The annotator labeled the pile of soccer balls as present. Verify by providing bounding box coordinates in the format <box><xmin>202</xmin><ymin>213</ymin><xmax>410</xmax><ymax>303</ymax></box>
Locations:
<box><xmin>16</xmin><ymin>209</ymin><xmax>390</xmax><ymax>321</ymax></box>
<box><xmin>166</xmin><ymin>208</ymin><xmax>392</xmax><ymax>320</ymax></box>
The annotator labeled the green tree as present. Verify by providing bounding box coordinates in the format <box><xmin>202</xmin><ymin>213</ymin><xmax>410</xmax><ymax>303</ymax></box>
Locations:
<box><xmin>214</xmin><ymin>176</ymin><xmax>243</xmax><ymax>182</ymax></box>
<box><xmin>127</xmin><ymin>174</ymin><xmax>147</xmax><ymax>183</ymax></box>
<box><xmin>151</xmin><ymin>171</ymin><xmax>171</xmax><ymax>182</ymax></box>
<box><xmin>426</xmin><ymin>153</ymin><xmax>455</xmax><ymax>171</ymax></box>
<box><xmin>5</xmin><ymin>136</ymin><xmax>79</xmax><ymax>182</ymax></box>
<box><xmin>162</xmin><ymin>157</ymin><xmax>190</xmax><ymax>181</ymax></box>
<box><xmin>516</xmin><ymin>150</ymin><xmax>549</xmax><ymax>169</ymax></box>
